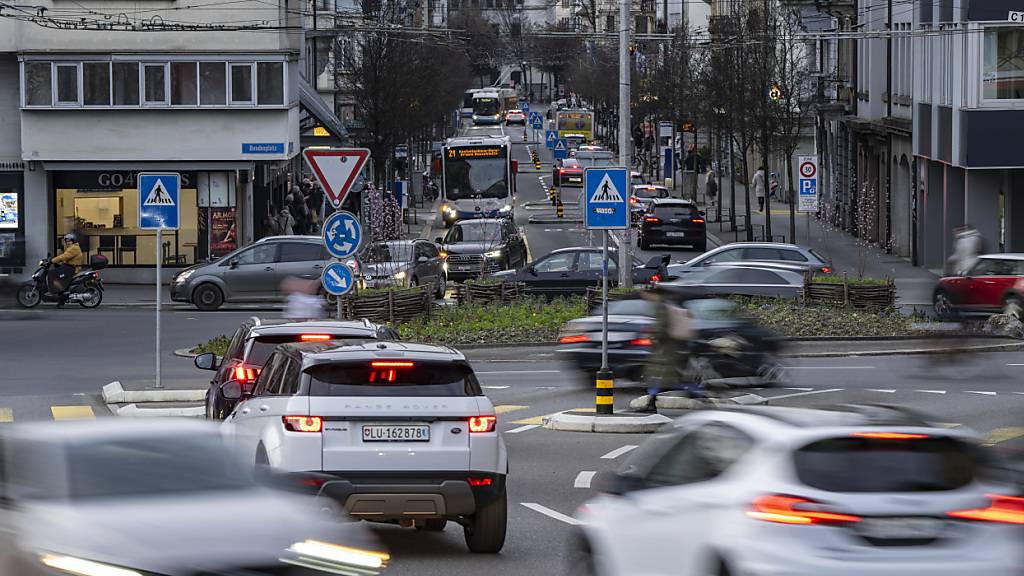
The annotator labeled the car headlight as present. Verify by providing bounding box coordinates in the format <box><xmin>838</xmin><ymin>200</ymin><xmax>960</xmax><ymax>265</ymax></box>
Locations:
<box><xmin>39</xmin><ymin>554</ymin><xmax>143</xmax><ymax>576</ymax></box>
<box><xmin>484</xmin><ymin>250</ymin><xmax>502</xmax><ymax>259</ymax></box>
<box><xmin>499</xmin><ymin>204</ymin><xmax>512</xmax><ymax>212</ymax></box>
<box><xmin>394</xmin><ymin>270</ymin><xmax>407</xmax><ymax>281</ymax></box>
<box><xmin>282</xmin><ymin>540</ymin><xmax>390</xmax><ymax>572</ymax></box>
<box><xmin>173</xmin><ymin>269</ymin><xmax>195</xmax><ymax>285</ymax></box>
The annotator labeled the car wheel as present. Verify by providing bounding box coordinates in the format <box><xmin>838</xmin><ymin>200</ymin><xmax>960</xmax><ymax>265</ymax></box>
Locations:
<box><xmin>435</xmin><ymin>274</ymin><xmax>447</xmax><ymax>300</ymax></box>
<box><xmin>639</xmin><ymin>238</ymin><xmax>651</xmax><ymax>250</ymax></box>
<box><xmin>78</xmin><ymin>285</ymin><xmax>102</xmax><ymax>308</ymax></box>
<box><xmin>694</xmin><ymin>241</ymin><xmax>707</xmax><ymax>252</ymax></box>
<box><xmin>1004</xmin><ymin>296</ymin><xmax>1023</xmax><ymax>320</ymax></box>
<box><xmin>415</xmin><ymin>519</ymin><xmax>448</xmax><ymax>532</ymax></box>
<box><xmin>933</xmin><ymin>290</ymin><xmax>956</xmax><ymax>319</ymax></box>
<box><xmin>464</xmin><ymin>486</ymin><xmax>507</xmax><ymax>553</ymax></box>
<box><xmin>192</xmin><ymin>283</ymin><xmax>224</xmax><ymax>311</ymax></box>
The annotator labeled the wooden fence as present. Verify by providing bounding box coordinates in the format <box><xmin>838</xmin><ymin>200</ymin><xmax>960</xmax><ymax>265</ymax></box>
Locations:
<box><xmin>340</xmin><ymin>286</ymin><xmax>432</xmax><ymax>323</ymax></box>
<box><xmin>454</xmin><ymin>282</ymin><xmax>529</xmax><ymax>306</ymax></box>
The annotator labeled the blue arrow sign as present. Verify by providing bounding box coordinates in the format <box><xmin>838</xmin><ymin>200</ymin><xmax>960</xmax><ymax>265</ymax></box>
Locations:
<box><xmin>321</xmin><ymin>262</ymin><xmax>354</xmax><ymax>296</ymax></box>
<box><xmin>545</xmin><ymin>130</ymin><xmax>558</xmax><ymax>149</ymax></box>
<box><xmin>138</xmin><ymin>173</ymin><xmax>180</xmax><ymax>230</ymax></box>
<box><xmin>584</xmin><ymin>167</ymin><xmax>629</xmax><ymax>230</ymax></box>
<box><xmin>553</xmin><ymin>139</ymin><xmax>568</xmax><ymax>160</ymax></box>
<box><xmin>322</xmin><ymin>210</ymin><xmax>362</xmax><ymax>259</ymax></box>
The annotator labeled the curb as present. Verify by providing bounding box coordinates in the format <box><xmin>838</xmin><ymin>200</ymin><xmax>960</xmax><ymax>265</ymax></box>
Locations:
<box><xmin>174</xmin><ymin>347</ymin><xmax>199</xmax><ymax>359</ymax></box>
<box><xmin>787</xmin><ymin>341</ymin><xmax>1024</xmax><ymax>358</ymax></box>
<box><xmin>543</xmin><ymin>410</ymin><xmax>671</xmax><ymax>433</ymax></box>
<box><xmin>102</xmin><ymin>381</ymin><xmax>206</xmax><ymax>404</ymax></box>
<box><xmin>528</xmin><ymin>216</ymin><xmax>584</xmax><ymax>224</ymax></box>
<box><xmin>115</xmin><ymin>403</ymin><xmax>205</xmax><ymax>418</ymax></box>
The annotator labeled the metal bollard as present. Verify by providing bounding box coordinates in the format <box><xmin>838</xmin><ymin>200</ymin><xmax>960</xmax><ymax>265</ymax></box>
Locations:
<box><xmin>550</xmin><ymin>187</ymin><xmax>558</xmax><ymax>206</ymax></box>
<box><xmin>596</xmin><ymin>369</ymin><xmax>613</xmax><ymax>415</ymax></box>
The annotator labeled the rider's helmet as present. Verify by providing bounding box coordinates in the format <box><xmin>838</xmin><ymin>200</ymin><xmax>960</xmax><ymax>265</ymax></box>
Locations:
<box><xmin>63</xmin><ymin>233</ymin><xmax>76</xmax><ymax>243</ymax></box>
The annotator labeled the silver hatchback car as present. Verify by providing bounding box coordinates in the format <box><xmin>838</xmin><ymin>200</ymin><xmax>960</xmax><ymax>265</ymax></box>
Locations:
<box><xmin>170</xmin><ymin>236</ymin><xmax>358</xmax><ymax>311</ymax></box>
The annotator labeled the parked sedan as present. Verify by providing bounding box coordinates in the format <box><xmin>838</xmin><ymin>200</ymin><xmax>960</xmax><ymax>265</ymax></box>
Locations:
<box><xmin>361</xmin><ymin>239</ymin><xmax>447</xmax><ymax>298</ymax></box>
<box><xmin>659</xmin><ymin>263</ymin><xmax>805</xmax><ymax>299</ymax></box>
<box><xmin>933</xmin><ymin>254</ymin><xmax>1024</xmax><ymax>318</ymax></box>
<box><xmin>492</xmin><ymin>247</ymin><xmax>668</xmax><ymax>297</ymax></box>
<box><xmin>638</xmin><ymin>198</ymin><xmax>707</xmax><ymax>251</ymax></box>
<box><xmin>437</xmin><ymin>218</ymin><xmax>527</xmax><ymax>281</ymax></box>
<box><xmin>671</xmin><ymin>242</ymin><xmax>832</xmax><ymax>274</ymax></box>
<box><xmin>553</xmin><ymin>158</ymin><xmax>585</xmax><ymax>187</ymax></box>
<box><xmin>170</xmin><ymin>236</ymin><xmax>359</xmax><ymax>311</ymax></box>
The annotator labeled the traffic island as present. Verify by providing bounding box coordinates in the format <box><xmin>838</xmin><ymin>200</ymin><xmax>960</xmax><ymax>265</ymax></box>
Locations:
<box><xmin>627</xmin><ymin>390</ymin><xmax>766</xmax><ymax>411</ymax></box>
<box><xmin>543</xmin><ymin>409</ymin><xmax>672</xmax><ymax>433</ymax></box>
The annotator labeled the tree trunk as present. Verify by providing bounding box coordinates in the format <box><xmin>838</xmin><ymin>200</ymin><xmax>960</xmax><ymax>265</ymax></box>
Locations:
<box><xmin>787</xmin><ymin>151</ymin><xmax>796</xmax><ymax>244</ymax></box>
<box><xmin>741</xmin><ymin>142</ymin><xmax>753</xmax><ymax>242</ymax></box>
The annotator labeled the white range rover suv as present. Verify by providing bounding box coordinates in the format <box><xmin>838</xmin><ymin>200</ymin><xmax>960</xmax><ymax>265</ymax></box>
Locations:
<box><xmin>223</xmin><ymin>340</ymin><xmax>509</xmax><ymax>553</ymax></box>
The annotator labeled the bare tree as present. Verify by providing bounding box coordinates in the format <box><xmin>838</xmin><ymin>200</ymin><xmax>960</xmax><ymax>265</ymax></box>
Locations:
<box><xmin>450</xmin><ymin>8</ymin><xmax>502</xmax><ymax>85</ymax></box>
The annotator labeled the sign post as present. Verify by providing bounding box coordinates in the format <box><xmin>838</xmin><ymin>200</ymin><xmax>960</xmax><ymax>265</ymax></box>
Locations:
<box><xmin>322</xmin><ymin>210</ymin><xmax>363</xmax><ymax>319</ymax></box>
<box><xmin>584</xmin><ymin>167</ymin><xmax>629</xmax><ymax>415</ymax></box>
<box><xmin>138</xmin><ymin>172</ymin><xmax>180</xmax><ymax>389</ymax></box>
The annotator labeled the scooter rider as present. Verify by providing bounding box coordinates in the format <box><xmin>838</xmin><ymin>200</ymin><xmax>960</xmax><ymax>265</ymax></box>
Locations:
<box><xmin>50</xmin><ymin>233</ymin><xmax>84</xmax><ymax>294</ymax></box>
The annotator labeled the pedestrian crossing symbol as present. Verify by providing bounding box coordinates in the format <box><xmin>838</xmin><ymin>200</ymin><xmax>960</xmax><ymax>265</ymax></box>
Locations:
<box><xmin>583</xmin><ymin>167</ymin><xmax>629</xmax><ymax>230</ymax></box>
<box><xmin>143</xmin><ymin>178</ymin><xmax>175</xmax><ymax>205</ymax></box>
<box><xmin>138</xmin><ymin>172</ymin><xmax>180</xmax><ymax>230</ymax></box>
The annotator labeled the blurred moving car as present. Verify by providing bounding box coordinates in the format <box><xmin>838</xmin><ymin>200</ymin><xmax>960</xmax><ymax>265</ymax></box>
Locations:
<box><xmin>437</xmin><ymin>218</ymin><xmax>527</xmax><ymax>281</ymax></box>
<box><xmin>0</xmin><ymin>418</ymin><xmax>388</xmax><ymax>576</ymax></box>
<box><xmin>556</xmin><ymin>297</ymin><xmax>782</xmax><ymax>383</ymax></box>
<box><xmin>360</xmin><ymin>240</ymin><xmax>447</xmax><ymax>298</ymax></box>
<box><xmin>637</xmin><ymin>198</ymin><xmax>707</xmax><ymax>251</ymax></box>
<box><xmin>660</xmin><ymin>263</ymin><xmax>805</xmax><ymax>299</ymax></box>
<box><xmin>224</xmin><ymin>341</ymin><xmax>508</xmax><ymax>553</ymax></box>
<box><xmin>195</xmin><ymin>316</ymin><xmax>397</xmax><ymax>420</ymax></box>
<box><xmin>492</xmin><ymin>247</ymin><xmax>668</xmax><ymax>297</ymax></box>
<box><xmin>171</xmin><ymin>236</ymin><xmax>360</xmax><ymax>311</ymax></box>
<box><xmin>504</xmin><ymin>109</ymin><xmax>526</xmax><ymax>125</ymax></box>
<box><xmin>575</xmin><ymin>404</ymin><xmax>1024</xmax><ymax>576</ymax></box>
<box><xmin>670</xmin><ymin>242</ymin><xmax>832</xmax><ymax>274</ymax></box>
<box><xmin>933</xmin><ymin>254</ymin><xmax>1024</xmax><ymax>319</ymax></box>
<box><xmin>553</xmin><ymin>158</ymin><xmax>585</xmax><ymax>187</ymax></box>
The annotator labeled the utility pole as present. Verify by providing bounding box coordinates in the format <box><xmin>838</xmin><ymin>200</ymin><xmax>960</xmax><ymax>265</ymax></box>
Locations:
<box><xmin>618</xmin><ymin>0</ymin><xmax>633</xmax><ymax>289</ymax></box>
<box><xmin>761</xmin><ymin>0</ymin><xmax>773</xmax><ymax>242</ymax></box>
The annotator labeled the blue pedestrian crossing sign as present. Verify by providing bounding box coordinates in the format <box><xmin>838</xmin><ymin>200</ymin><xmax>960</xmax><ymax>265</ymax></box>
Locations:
<box><xmin>584</xmin><ymin>167</ymin><xmax>629</xmax><ymax>230</ymax></box>
<box><xmin>545</xmin><ymin>130</ymin><xmax>558</xmax><ymax>149</ymax></box>
<box><xmin>521</xmin><ymin>102</ymin><xmax>530</xmax><ymax>114</ymax></box>
<box><xmin>321</xmin><ymin>262</ymin><xmax>354</xmax><ymax>296</ymax></box>
<box><xmin>322</xmin><ymin>210</ymin><xmax>362</xmax><ymax>259</ymax></box>
<box><xmin>553</xmin><ymin>139</ymin><xmax>568</xmax><ymax>160</ymax></box>
<box><xmin>138</xmin><ymin>173</ymin><xmax>180</xmax><ymax>230</ymax></box>
<box><xmin>530</xmin><ymin>112</ymin><xmax>543</xmax><ymax>129</ymax></box>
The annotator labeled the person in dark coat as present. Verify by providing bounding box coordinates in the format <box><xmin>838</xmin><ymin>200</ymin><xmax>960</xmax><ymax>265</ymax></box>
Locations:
<box><xmin>289</xmin><ymin>185</ymin><xmax>309</xmax><ymax>235</ymax></box>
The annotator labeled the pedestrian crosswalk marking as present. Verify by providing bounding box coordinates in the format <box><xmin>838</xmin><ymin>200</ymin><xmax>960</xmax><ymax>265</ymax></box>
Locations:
<box><xmin>983</xmin><ymin>427</ymin><xmax>1024</xmax><ymax>447</ymax></box>
<box><xmin>51</xmin><ymin>406</ymin><xmax>95</xmax><ymax>420</ymax></box>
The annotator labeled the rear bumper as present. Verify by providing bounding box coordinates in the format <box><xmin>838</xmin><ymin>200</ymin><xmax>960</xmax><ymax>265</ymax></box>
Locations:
<box><xmin>641</xmin><ymin>228</ymin><xmax>706</xmax><ymax>245</ymax></box>
<box><xmin>556</xmin><ymin>345</ymin><xmax>650</xmax><ymax>377</ymax></box>
<box><xmin>302</xmin><ymin>471</ymin><xmax>506</xmax><ymax>519</ymax></box>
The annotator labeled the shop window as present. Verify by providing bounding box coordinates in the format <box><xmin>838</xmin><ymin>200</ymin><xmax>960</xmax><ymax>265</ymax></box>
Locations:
<box><xmin>113</xmin><ymin>62</ymin><xmax>140</xmax><ymax>106</ymax></box>
<box><xmin>200</xmin><ymin>62</ymin><xmax>227</xmax><ymax>105</ymax></box>
<box><xmin>143</xmin><ymin>63</ymin><xmax>168</xmax><ymax>106</ymax></box>
<box><xmin>55</xmin><ymin>64</ymin><xmax>80</xmax><ymax>106</ymax></box>
<box><xmin>23</xmin><ymin>62</ymin><xmax>51</xmax><ymax>106</ymax></box>
<box><xmin>983</xmin><ymin>27</ymin><xmax>1024</xmax><ymax>100</ymax></box>
<box><xmin>171</xmin><ymin>62</ymin><xmax>198</xmax><ymax>106</ymax></box>
<box><xmin>257</xmin><ymin>62</ymin><xmax>284</xmax><ymax>106</ymax></box>
<box><xmin>83</xmin><ymin>62</ymin><xmax>111</xmax><ymax>106</ymax></box>
<box><xmin>230</xmin><ymin>63</ymin><xmax>254</xmax><ymax>104</ymax></box>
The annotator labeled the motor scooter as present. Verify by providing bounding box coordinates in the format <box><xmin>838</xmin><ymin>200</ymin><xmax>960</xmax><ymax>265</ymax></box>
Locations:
<box><xmin>16</xmin><ymin>255</ymin><xmax>106</xmax><ymax>309</ymax></box>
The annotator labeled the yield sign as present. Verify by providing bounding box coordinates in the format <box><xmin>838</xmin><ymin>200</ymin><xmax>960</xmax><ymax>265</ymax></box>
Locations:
<box><xmin>302</xmin><ymin>148</ymin><xmax>371</xmax><ymax>207</ymax></box>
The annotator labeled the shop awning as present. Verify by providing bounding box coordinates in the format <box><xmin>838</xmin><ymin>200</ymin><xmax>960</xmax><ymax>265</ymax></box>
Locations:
<box><xmin>299</xmin><ymin>79</ymin><xmax>348</xmax><ymax>143</ymax></box>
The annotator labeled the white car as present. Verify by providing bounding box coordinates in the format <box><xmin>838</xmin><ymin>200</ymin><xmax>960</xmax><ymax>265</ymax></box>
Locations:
<box><xmin>574</xmin><ymin>405</ymin><xmax>1024</xmax><ymax>576</ymax></box>
<box><xmin>224</xmin><ymin>340</ymin><xmax>509</xmax><ymax>553</ymax></box>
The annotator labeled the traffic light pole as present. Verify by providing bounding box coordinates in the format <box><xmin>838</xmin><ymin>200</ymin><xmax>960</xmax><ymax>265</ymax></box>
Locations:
<box><xmin>618</xmin><ymin>0</ymin><xmax>632</xmax><ymax>290</ymax></box>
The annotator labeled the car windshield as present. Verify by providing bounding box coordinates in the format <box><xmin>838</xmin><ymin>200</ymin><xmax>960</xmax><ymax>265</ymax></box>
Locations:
<box><xmin>561</xmin><ymin>159</ymin><xmax>581</xmax><ymax>169</ymax></box>
<box><xmin>635</xmin><ymin>188</ymin><xmax>668</xmax><ymax>199</ymax></box>
<box><xmin>64</xmin><ymin>435</ymin><xmax>252</xmax><ymax>500</ymax></box>
<box><xmin>364</xmin><ymin>243</ymin><xmax>413</xmax><ymax>263</ymax></box>
<box><xmin>247</xmin><ymin>334</ymin><xmax>369</xmax><ymax>366</ymax></box>
<box><xmin>683</xmin><ymin>298</ymin><xmax>740</xmax><ymax>320</ymax></box>
<box><xmin>307</xmin><ymin>362</ymin><xmax>482</xmax><ymax>397</ymax></box>
<box><xmin>444</xmin><ymin>157</ymin><xmax>508</xmax><ymax>200</ymax></box>
<box><xmin>654</xmin><ymin>204</ymin><xmax>698</xmax><ymax>218</ymax></box>
<box><xmin>446</xmin><ymin>222</ymin><xmax>503</xmax><ymax>243</ymax></box>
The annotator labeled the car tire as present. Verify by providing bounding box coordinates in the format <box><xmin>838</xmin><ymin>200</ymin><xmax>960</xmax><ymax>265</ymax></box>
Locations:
<box><xmin>639</xmin><ymin>238</ymin><xmax>651</xmax><ymax>250</ymax></box>
<box><xmin>1004</xmin><ymin>296</ymin><xmax>1023</xmax><ymax>320</ymax></box>
<box><xmin>933</xmin><ymin>290</ymin><xmax>956</xmax><ymax>319</ymax></box>
<box><xmin>193</xmin><ymin>283</ymin><xmax>224</xmax><ymax>311</ymax></box>
<box><xmin>435</xmin><ymin>274</ymin><xmax>447</xmax><ymax>300</ymax></box>
<box><xmin>464</xmin><ymin>487</ymin><xmax>507</xmax><ymax>553</ymax></box>
<box><xmin>694</xmin><ymin>241</ymin><xmax>707</xmax><ymax>252</ymax></box>
<box><xmin>416</xmin><ymin>519</ymin><xmax>448</xmax><ymax>532</ymax></box>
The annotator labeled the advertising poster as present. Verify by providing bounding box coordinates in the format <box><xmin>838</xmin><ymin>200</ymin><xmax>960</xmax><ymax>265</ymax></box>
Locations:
<box><xmin>209</xmin><ymin>207</ymin><xmax>237</xmax><ymax>257</ymax></box>
<box><xmin>0</xmin><ymin>192</ymin><xmax>17</xmax><ymax>229</ymax></box>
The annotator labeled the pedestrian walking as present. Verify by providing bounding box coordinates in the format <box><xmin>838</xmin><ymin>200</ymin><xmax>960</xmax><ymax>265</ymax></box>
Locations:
<box><xmin>529</xmin><ymin>89</ymin><xmax>535</xmax><ymax>103</ymax></box>
<box><xmin>282</xmin><ymin>277</ymin><xmax>326</xmax><ymax>321</ymax></box>
<box><xmin>753</xmin><ymin>166</ymin><xmax>767</xmax><ymax>212</ymax></box>
<box><xmin>949</xmin><ymin>224</ymin><xmax>982</xmax><ymax>275</ymax></box>
<box><xmin>640</xmin><ymin>288</ymin><xmax>697</xmax><ymax>413</ymax></box>
<box><xmin>263</xmin><ymin>204</ymin><xmax>282</xmax><ymax>237</ymax></box>
<box><xmin>704</xmin><ymin>167</ymin><xmax>718</xmax><ymax>209</ymax></box>
<box><xmin>769</xmin><ymin>172</ymin><xmax>780</xmax><ymax>200</ymax></box>
<box><xmin>277</xmin><ymin>205</ymin><xmax>295</xmax><ymax>236</ymax></box>
<box><xmin>289</xmin><ymin>185</ymin><xmax>309</xmax><ymax>235</ymax></box>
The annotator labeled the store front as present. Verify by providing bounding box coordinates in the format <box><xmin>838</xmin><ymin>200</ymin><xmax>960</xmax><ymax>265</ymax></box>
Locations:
<box><xmin>53</xmin><ymin>170</ymin><xmax>240</xmax><ymax>269</ymax></box>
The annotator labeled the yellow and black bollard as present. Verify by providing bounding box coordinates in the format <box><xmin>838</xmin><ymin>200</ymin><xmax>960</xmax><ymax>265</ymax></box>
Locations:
<box><xmin>550</xmin><ymin>186</ymin><xmax>558</xmax><ymax>206</ymax></box>
<box><xmin>595</xmin><ymin>369</ymin><xmax>613</xmax><ymax>414</ymax></box>
<box><xmin>524</xmin><ymin>129</ymin><xmax>529</xmax><ymax>142</ymax></box>
<box><xmin>556</xmin><ymin>198</ymin><xmax>564</xmax><ymax>218</ymax></box>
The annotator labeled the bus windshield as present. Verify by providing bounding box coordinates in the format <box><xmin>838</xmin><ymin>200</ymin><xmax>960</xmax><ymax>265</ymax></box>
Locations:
<box><xmin>473</xmin><ymin>97</ymin><xmax>500</xmax><ymax>116</ymax></box>
<box><xmin>444</xmin><ymin>157</ymin><xmax>508</xmax><ymax>200</ymax></box>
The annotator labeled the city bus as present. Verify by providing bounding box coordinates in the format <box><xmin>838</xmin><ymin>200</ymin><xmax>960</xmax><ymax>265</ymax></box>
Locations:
<box><xmin>555</xmin><ymin>109</ymin><xmax>594</xmax><ymax>140</ymax></box>
<box><xmin>461</xmin><ymin>88</ymin><xmax>483</xmax><ymax>118</ymax></box>
<box><xmin>498</xmin><ymin>87</ymin><xmax>518</xmax><ymax>112</ymax></box>
<box><xmin>440</xmin><ymin>135</ymin><xmax>516</xmax><ymax>226</ymax></box>
<box><xmin>472</xmin><ymin>90</ymin><xmax>503</xmax><ymax>125</ymax></box>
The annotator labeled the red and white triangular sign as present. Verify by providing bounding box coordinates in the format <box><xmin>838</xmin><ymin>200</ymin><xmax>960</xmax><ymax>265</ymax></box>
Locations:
<box><xmin>302</xmin><ymin>148</ymin><xmax>371</xmax><ymax>207</ymax></box>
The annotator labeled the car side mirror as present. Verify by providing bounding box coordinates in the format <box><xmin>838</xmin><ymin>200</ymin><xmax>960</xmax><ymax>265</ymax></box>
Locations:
<box><xmin>221</xmin><ymin>380</ymin><xmax>243</xmax><ymax>401</ymax></box>
<box><xmin>699</xmin><ymin>211</ymin><xmax>706</xmax><ymax>217</ymax></box>
<box><xmin>591</xmin><ymin>470</ymin><xmax>630</xmax><ymax>495</ymax></box>
<box><xmin>527</xmin><ymin>264</ymin><xmax>537</xmax><ymax>276</ymax></box>
<box><xmin>194</xmin><ymin>352</ymin><xmax>218</xmax><ymax>371</ymax></box>
<box><xmin>434</xmin><ymin>237</ymin><xmax>443</xmax><ymax>244</ymax></box>
<box><xmin>418</xmin><ymin>256</ymin><xmax>429</xmax><ymax>263</ymax></box>
<box><xmin>228</xmin><ymin>258</ymin><xmax>239</xmax><ymax>269</ymax></box>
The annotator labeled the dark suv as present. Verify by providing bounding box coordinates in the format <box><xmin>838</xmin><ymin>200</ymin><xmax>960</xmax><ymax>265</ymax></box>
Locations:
<box><xmin>637</xmin><ymin>198</ymin><xmax>707</xmax><ymax>251</ymax></box>
<box><xmin>194</xmin><ymin>316</ymin><xmax>396</xmax><ymax>419</ymax></box>
<box><xmin>437</xmin><ymin>218</ymin><xmax>527</xmax><ymax>280</ymax></box>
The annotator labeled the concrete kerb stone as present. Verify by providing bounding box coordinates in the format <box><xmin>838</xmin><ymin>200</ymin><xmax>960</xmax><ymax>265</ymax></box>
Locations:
<box><xmin>528</xmin><ymin>215</ymin><xmax>584</xmax><ymax>224</ymax></box>
<box><xmin>116</xmin><ymin>403</ymin><xmax>205</xmax><ymax>418</ymax></box>
<box><xmin>543</xmin><ymin>410</ymin><xmax>672</xmax><ymax>433</ymax></box>
<box><xmin>102</xmin><ymin>381</ymin><xmax>206</xmax><ymax>404</ymax></box>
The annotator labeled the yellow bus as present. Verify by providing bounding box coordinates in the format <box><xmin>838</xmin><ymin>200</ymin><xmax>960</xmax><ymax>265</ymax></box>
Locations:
<box><xmin>555</xmin><ymin>109</ymin><xmax>594</xmax><ymax>140</ymax></box>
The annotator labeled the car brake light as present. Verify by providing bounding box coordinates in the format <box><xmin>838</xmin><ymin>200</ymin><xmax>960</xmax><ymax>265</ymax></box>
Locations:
<box><xmin>748</xmin><ymin>495</ymin><xmax>861</xmax><ymax>525</ymax></box>
<box><xmin>468</xmin><ymin>416</ymin><xmax>497</xmax><ymax>433</ymax></box>
<box><xmin>650</xmin><ymin>274</ymin><xmax>662</xmax><ymax>282</ymax></box>
<box><xmin>370</xmin><ymin>361</ymin><xmax>415</xmax><ymax>368</ymax></box>
<box><xmin>949</xmin><ymin>494</ymin><xmax>1024</xmax><ymax>524</ymax></box>
<box><xmin>850</xmin><ymin>432</ymin><xmax>929</xmax><ymax>440</ymax></box>
<box><xmin>300</xmin><ymin>334</ymin><xmax>331</xmax><ymax>342</ymax></box>
<box><xmin>559</xmin><ymin>169</ymin><xmax>566</xmax><ymax>174</ymax></box>
<box><xmin>691</xmin><ymin>218</ymin><xmax>705</xmax><ymax>224</ymax></box>
<box><xmin>283</xmin><ymin>415</ymin><xmax>323</xmax><ymax>433</ymax></box>
<box><xmin>233</xmin><ymin>365</ymin><xmax>260</xmax><ymax>383</ymax></box>
<box><xmin>630</xmin><ymin>337</ymin><xmax>653</xmax><ymax>346</ymax></box>
<box><xmin>644</xmin><ymin>217</ymin><xmax>661</xmax><ymax>223</ymax></box>
<box><xmin>559</xmin><ymin>334</ymin><xmax>590</xmax><ymax>344</ymax></box>
<box><xmin>467</xmin><ymin>477</ymin><xmax>494</xmax><ymax>486</ymax></box>
<box><xmin>629</xmin><ymin>197</ymin><xmax>638</xmax><ymax>204</ymax></box>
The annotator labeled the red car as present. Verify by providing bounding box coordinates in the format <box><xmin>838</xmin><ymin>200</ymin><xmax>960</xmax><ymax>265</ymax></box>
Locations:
<box><xmin>933</xmin><ymin>254</ymin><xmax>1024</xmax><ymax>318</ymax></box>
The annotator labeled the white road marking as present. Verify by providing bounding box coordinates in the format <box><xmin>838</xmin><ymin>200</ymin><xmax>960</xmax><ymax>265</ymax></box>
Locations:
<box><xmin>765</xmin><ymin>388</ymin><xmax>844</xmax><ymax>401</ymax></box>
<box><xmin>916</xmin><ymin>390</ymin><xmax>947</xmax><ymax>394</ymax></box>
<box><xmin>506</xmin><ymin>424</ymin><xmax>541</xmax><ymax>434</ymax></box>
<box><xmin>867</xmin><ymin>389</ymin><xmax>896</xmax><ymax>393</ymax></box>
<box><xmin>476</xmin><ymin>370</ymin><xmax>562</xmax><ymax>375</ymax></box>
<box><xmin>782</xmin><ymin>387</ymin><xmax>814</xmax><ymax>391</ymax></box>
<box><xmin>521</xmin><ymin>503</ymin><xmax>583</xmax><ymax>525</ymax></box>
<box><xmin>786</xmin><ymin>366</ymin><xmax>877</xmax><ymax>370</ymax></box>
<box><xmin>965</xmin><ymin>391</ymin><xmax>997</xmax><ymax>395</ymax></box>
<box><xmin>482</xmin><ymin>385</ymin><xmax>510</xmax><ymax>389</ymax></box>
<box><xmin>601</xmin><ymin>445</ymin><xmax>638</xmax><ymax>459</ymax></box>
<box><xmin>574</xmin><ymin>471</ymin><xmax>596</xmax><ymax>489</ymax></box>
<box><xmin>1014</xmin><ymin>392</ymin><xmax>1024</xmax><ymax>395</ymax></box>
<box><xmin>1008</xmin><ymin>364</ymin><xmax>1024</xmax><ymax>366</ymax></box>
